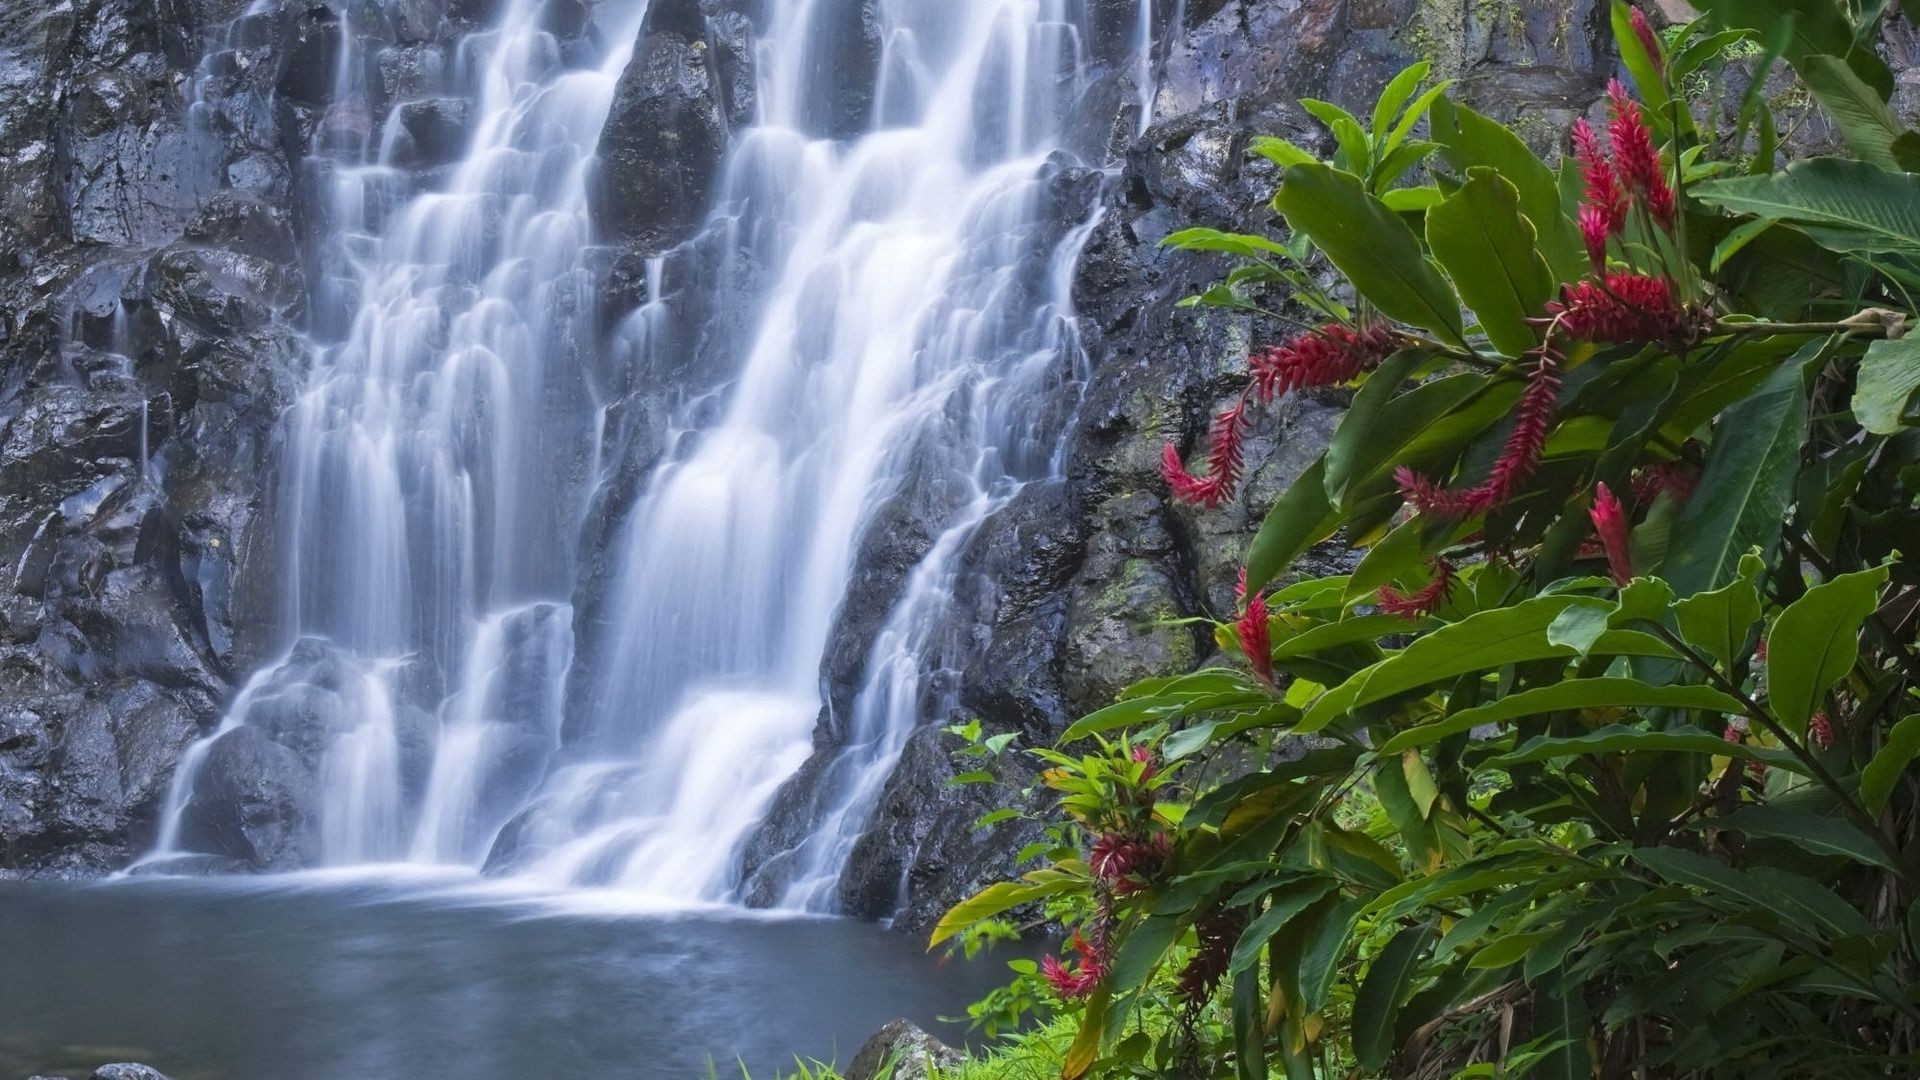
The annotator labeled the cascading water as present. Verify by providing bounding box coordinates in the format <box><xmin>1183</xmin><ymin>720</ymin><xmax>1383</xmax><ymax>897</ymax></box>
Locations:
<box><xmin>147</xmin><ymin>0</ymin><xmax>1156</xmax><ymax>913</ymax></box>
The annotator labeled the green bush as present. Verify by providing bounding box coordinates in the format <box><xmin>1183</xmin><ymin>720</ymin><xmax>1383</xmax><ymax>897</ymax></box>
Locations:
<box><xmin>938</xmin><ymin>3</ymin><xmax>1920</xmax><ymax>1077</ymax></box>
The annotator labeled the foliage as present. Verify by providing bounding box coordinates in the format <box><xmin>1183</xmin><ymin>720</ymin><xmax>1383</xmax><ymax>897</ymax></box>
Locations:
<box><xmin>941</xmin><ymin>3</ymin><xmax>1920</xmax><ymax>1077</ymax></box>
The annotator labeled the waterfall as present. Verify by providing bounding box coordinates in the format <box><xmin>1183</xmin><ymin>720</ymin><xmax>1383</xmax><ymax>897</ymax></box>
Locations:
<box><xmin>145</xmin><ymin>0</ymin><xmax>1141</xmax><ymax>912</ymax></box>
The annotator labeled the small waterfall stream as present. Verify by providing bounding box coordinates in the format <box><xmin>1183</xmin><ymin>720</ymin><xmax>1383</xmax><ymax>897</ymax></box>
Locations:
<box><xmin>145</xmin><ymin>0</ymin><xmax>1155</xmax><ymax>913</ymax></box>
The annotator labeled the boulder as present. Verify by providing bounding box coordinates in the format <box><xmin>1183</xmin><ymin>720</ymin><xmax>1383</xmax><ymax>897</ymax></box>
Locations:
<box><xmin>846</xmin><ymin>1020</ymin><xmax>962</xmax><ymax>1080</ymax></box>
<box><xmin>177</xmin><ymin>725</ymin><xmax>318</xmax><ymax>869</ymax></box>
<box><xmin>92</xmin><ymin>1066</ymin><xmax>172</xmax><ymax>1080</ymax></box>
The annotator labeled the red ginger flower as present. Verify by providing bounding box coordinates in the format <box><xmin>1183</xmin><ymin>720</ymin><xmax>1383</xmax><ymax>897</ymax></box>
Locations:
<box><xmin>1041</xmin><ymin>933</ymin><xmax>1108</xmax><ymax>999</ymax></box>
<box><xmin>1163</xmin><ymin>395</ymin><xmax>1250</xmax><ymax>507</ymax></box>
<box><xmin>1629</xmin><ymin>7</ymin><xmax>1665</xmax><ymax>75</ymax></box>
<box><xmin>1632</xmin><ymin>460</ymin><xmax>1698</xmax><ymax>506</ymax></box>
<box><xmin>1589</xmin><ymin>482</ymin><xmax>1635</xmax><ymax>586</ymax></box>
<box><xmin>1398</xmin><ymin>348</ymin><xmax>1561</xmax><ymax>517</ymax></box>
<box><xmin>1177</xmin><ymin>906</ymin><xmax>1248</xmax><ymax>1004</ymax></box>
<box><xmin>1578</xmin><ymin>204</ymin><xmax>1613</xmax><ymax>273</ymax></box>
<box><xmin>1131</xmin><ymin>743</ymin><xmax>1160</xmax><ymax>782</ymax></box>
<box><xmin>1378</xmin><ymin>557</ymin><xmax>1456</xmax><ymax>618</ymax></box>
<box><xmin>1573</xmin><ymin>118</ymin><xmax>1627</xmax><ymax>249</ymax></box>
<box><xmin>1549</xmin><ymin>273</ymin><xmax>1688</xmax><ymax>344</ymax></box>
<box><xmin>1250</xmin><ymin>323</ymin><xmax>1398</xmax><ymax>401</ymax></box>
<box><xmin>1809</xmin><ymin>711</ymin><xmax>1834</xmax><ymax>750</ymax></box>
<box><xmin>1235</xmin><ymin>567</ymin><xmax>1274</xmax><ymax>686</ymax></box>
<box><xmin>1607</xmin><ymin>81</ymin><xmax>1676</xmax><ymax>230</ymax></box>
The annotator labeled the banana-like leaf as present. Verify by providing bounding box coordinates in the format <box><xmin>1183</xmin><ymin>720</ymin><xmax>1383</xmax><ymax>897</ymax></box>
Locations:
<box><xmin>1766</xmin><ymin>564</ymin><xmax>1889</xmax><ymax>734</ymax></box>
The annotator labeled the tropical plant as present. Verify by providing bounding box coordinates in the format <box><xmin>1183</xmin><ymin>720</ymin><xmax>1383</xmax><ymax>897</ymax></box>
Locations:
<box><xmin>936</xmin><ymin>3</ymin><xmax>1920</xmax><ymax>1077</ymax></box>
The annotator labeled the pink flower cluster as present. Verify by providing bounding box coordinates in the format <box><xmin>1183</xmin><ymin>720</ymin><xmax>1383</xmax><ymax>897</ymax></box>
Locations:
<box><xmin>1236</xmin><ymin>567</ymin><xmax>1274</xmax><ymax>686</ymax></box>
<box><xmin>1397</xmin><ymin>348</ymin><xmax>1562</xmax><ymax>518</ymax></box>
<box><xmin>1377</xmin><ymin>557</ymin><xmax>1457</xmax><ymax>618</ymax></box>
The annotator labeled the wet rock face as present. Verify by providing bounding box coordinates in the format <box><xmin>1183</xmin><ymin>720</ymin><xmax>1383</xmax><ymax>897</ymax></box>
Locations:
<box><xmin>0</xmin><ymin>0</ymin><xmax>326</xmax><ymax>875</ymax></box>
<box><xmin>591</xmin><ymin>0</ymin><xmax>746</xmax><ymax>255</ymax></box>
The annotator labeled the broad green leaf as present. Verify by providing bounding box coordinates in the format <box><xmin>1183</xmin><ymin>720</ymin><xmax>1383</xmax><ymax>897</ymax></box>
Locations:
<box><xmin>1426</xmin><ymin>169</ymin><xmax>1554</xmax><ymax>357</ymax></box>
<box><xmin>1468</xmin><ymin>929</ymin><xmax>1554</xmax><ymax>970</ymax></box>
<box><xmin>1302</xmin><ymin>596</ymin><xmax>1611</xmax><ymax>731</ymax></box>
<box><xmin>1231</xmin><ymin>877</ymin><xmax>1342</xmax><ymax>973</ymax></box>
<box><xmin>1298</xmin><ymin>895</ymin><xmax>1366</xmax><ymax>1012</ymax></box>
<box><xmin>929</xmin><ymin>875</ymin><xmax>1079</xmax><ymax>947</ymax></box>
<box><xmin>1493</xmin><ymin>725</ymin><xmax>1807</xmax><ymax>775</ymax></box>
<box><xmin>1799</xmin><ymin>54</ymin><xmax>1920</xmax><ymax>171</ymax></box>
<box><xmin>1711</xmin><ymin>806</ymin><xmax>1897</xmax><ymax>871</ymax></box>
<box><xmin>1249</xmin><ymin>135</ymin><xmax>1317</xmax><ymax>169</ymax></box>
<box><xmin>1272</xmin><ymin>164</ymin><xmax>1465</xmax><ymax>342</ymax></box>
<box><xmin>1062</xmin><ymin>987</ymin><xmax>1108</xmax><ymax>1080</ymax></box>
<box><xmin>1632</xmin><ymin>846</ymin><xmax>1873</xmax><ymax>939</ymax></box>
<box><xmin>1861</xmin><ymin>713</ymin><xmax>1920</xmax><ymax>813</ymax></box>
<box><xmin>1061</xmin><ymin>682</ymin><xmax>1273</xmax><ymax>743</ymax></box>
<box><xmin>1326</xmin><ymin>373</ymin><xmax>1507</xmax><ymax>503</ymax></box>
<box><xmin>1663</xmin><ymin>358</ymin><xmax>1809</xmax><ymax>596</ymax></box>
<box><xmin>1531</xmin><ymin>970</ymin><xmax>1595</xmax><ymax>1080</ymax></box>
<box><xmin>1547</xmin><ymin>601</ymin><xmax>1612</xmax><ymax>660</ymax></box>
<box><xmin>1244</xmin><ymin>456</ymin><xmax>1340</xmax><ymax>596</ymax></box>
<box><xmin>1611</xmin><ymin>1</ymin><xmax>1674</xmax><ymax>119</ymax></box>
<box><xmin>1767</xmin><ymin>564</ymin><xmax>1889</xmax><ymax>734</ymax></box>
<box><xmin>1353</xmin><ymin>922</ymin><xmax>1433</xmax><ymax>1073</ymax></box>
<box><xmin>1853</xmin><ymin>337</ymin><xmax>1920</xmax><ymax>434</ymax></box>
<box><xmin>1162</xmin><ymin>227</ymin><xmax>1293</xmax><ymax>259</ymax></box>
<box><xmin>1428</xmin><ymin>98</ymin><xmax>1586</xmax><ymax>282</ymax></box>
<box><xmin>1371</xmin><ymin>62</ymin><xmax>1433</xmax><ymax>149</ymax></box>
<box><xmin>1108</xmin><ymin>913</ymin><xmax>1184</xmax><ymax>994</ymax></box>
<box><xmin>1672</xmin><ymin>555</ymin><xmax>1765</xmax><ymax>670</ymax></box>
<box><xmin>1693</xmin><ymin>157</ymin><xmax>1920</xmax><ymax>254</ymax></box>
<box><xmin>1688</xmin><ymin>0</ymin><xmax>1893</xmax><ymax>100</ymax></box>
<box><xmin>1232</xmin><ymin>966</ymin><xmax>1268</xmax><ymax>1080</ymax></box>
<box><xmin>1380</xmin><ymin>680</ymin><xmax>1747</xmax><ymax>754</ymax></box>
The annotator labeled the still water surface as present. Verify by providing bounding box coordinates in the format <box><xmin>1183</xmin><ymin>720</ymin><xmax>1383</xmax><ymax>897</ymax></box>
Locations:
<box><xmin>0</xmin><ymin>875</ymin><xmax>1005</xmax><ymax>1079</ymax></box>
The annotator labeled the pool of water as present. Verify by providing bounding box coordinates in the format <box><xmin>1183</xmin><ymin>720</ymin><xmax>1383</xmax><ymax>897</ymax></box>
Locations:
<box><xmin>0</xmin><ymin>874</ymin><xmax>1007</xmax><ymax>1080</ymax></box>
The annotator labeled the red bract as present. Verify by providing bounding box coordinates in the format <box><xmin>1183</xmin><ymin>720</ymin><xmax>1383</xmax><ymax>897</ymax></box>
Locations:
<box><xmin>1131</xmin><ymin>743</ymin><xmax>1160</xmax><ymax>782</ymax></box>
<box><xmin>1629</xmin><ymin>8</ymin><xmax>1665</xmax><ymax>75</ymax></box>
<box><xmin>1579</xmin><ymin>204</ymin><xmax>1613</xmax><ymax>272</ymax></box>
<box><xmin>1572</xmin><ymin>118</ymin><xmax>1627</xmax><ymax>239</ymax></box>
<box><xmin>1250</xmin><ymin>323</ymin><xmax>1398</xmax><ymax>401</ymax></box>
<box><xmin>1589</xmin><ymin>482</ymin><xmax>1635</xmax><ymax>586</ymax></box>
<box><xmin>1810</xmin><ymin>711</ymin><xmax>1835</xmax><ymax>750</ymax></box>
<box><xmin>1549</xmin><ymin>274</ymin><xmax>1688</xmax><ymax>344</ymax></box>
<box><xmin>1378</xmin><ymin>557</ymin><xmax>1456</xmax><ymax>618</ymax></box>
<box><xmin>1163</xmin><ymin>396</ymin><xmax>1250</xmax><ymax>507</ymax></box>
<box><xmin>1607</xmin><ymin>81</ymin><xmax>1676</xmax><ymax>231</ymax></box>
<box><xmin>1398</xmin><ymin>349</ymin><xmax>1561</xmax><ymax>516</ymax></box>
<box><xmin>1632</xmin><ymin>460</ymin><xmax>1699</xmax><ymax>505</ymax></box>
<box><xmin>1177</xmin><ymin>907</ymin><xmax>1247</xmax><ymax>1003</ymax></box>
<box><xmin>1235</xmin><ymin>567</ymin><xmax>1274</xmax><ymax>686</ymax></box>
<box><xmin>1041</xmin><ymin>933</ymin><xmax>1107</xmax><ymax>999</ymax></box>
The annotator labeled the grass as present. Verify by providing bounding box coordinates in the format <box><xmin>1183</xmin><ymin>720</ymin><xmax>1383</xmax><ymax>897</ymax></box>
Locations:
<box><xmin>744</xmin><ymin>1017</ymin><xmax>1079</xmax><ymax>1080</ymax></box>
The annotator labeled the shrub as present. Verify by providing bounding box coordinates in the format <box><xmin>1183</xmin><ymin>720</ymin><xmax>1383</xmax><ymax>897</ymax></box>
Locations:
<box><xmin>939</xmin><ymin>3</ymin><xmax>1920</xmax><ymax>1077</ymax></box>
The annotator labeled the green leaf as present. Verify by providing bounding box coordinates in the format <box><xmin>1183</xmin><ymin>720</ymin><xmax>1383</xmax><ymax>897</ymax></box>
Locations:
<box><xmin>1766</xmin><ymin>564</ymin><xmax>1889</xmax><ymax>734</ymax></box>
<box><xmin>1425</xmin><ymin>169</ymin><xmax>1554</xmax><ymax>357</ymax></box>
<box><xmin>1272</xmin><ymin>163</ymin><xmax>1465</xmax><ymax>343</ymax></box>
<box><xmin>1631</xmin><ymin>846</ymin><xmax>1873</xmax><ymax>939</ymax></box>
<box><xmin>1353</xmin><ymin>922</ymin><xmax>1433</xmax><ymax>1073</ymax></box>
<box><xmin>1671</xmin><ymin>555</ymin><xmax>1765</xmax><ymax>671</ymax></box>
<box><xmin>1325</xmin><ymin>373</ymin><xmax>1507</xmax><ymax>504</ymax></box>
<box><xmin>1547</xmin><ymin>601</ymin><xmax>1612</xmax><ymax>660</ymax></box>
<box><xmin>1468</xmin><ymin>929</ymin><xmax>1554</xmax><ymax>970</ymax></box>
<box><xmin>1162</xmin><ymin>227</ymin><xmax>1294</xmax><ymax>259</ymax></box>
<box><xmin>1301</xmin><ymin>596</ymin><xmax>1612</xmax><ymax>731</ymax></box>
<box><xmin>1853</xmin><ymin>337</ymin><xmax>1920</xmax><ymax>434</ymax></box>
<box><xmin>1662</xmin><ymin>358</ymin><xmax>1809</xmax><ymax>596</ymax></box>
<box><xmin>1231</xmin><ymin>877</ymin><xmax>1342</xmax><ymax>973</ymax></box>
<box><xmin>1493</xmin><ymin>725</ymin><xmax>1807</xmax><ymax>775</ymax></box>
<box><xmin>929</xmin><ymin>875</ymin><xmax>1080</xmax><ymax>947</ymax></box>
<box><xmin>1379</xmin><ymin>679</ymin><xmax>1747</xmax><ymax>754</ymax></box>
<box><xmin>1693</xmin><ymin>157</ymin><xmax>1920</xmax><ymax>254</ymax></box>
<box><xmin>1298</xmin><ymin>895</ymin><xmax>1365</xmax><ymax>1012</ymax></box>
<box><xmin>1861</xmin><ymin>713</ymin><xmax>1920</xmax><ymax>813</ymax></box>
<box><xmin>1108</xmin><ymin>913</ymin><xmax>1184</xmax><ymax>994</ymax></box>
<box><xmin>1371</xmin><ymin>62</ymin><xmax>1433</xmax><ymax>148</ymax></box>
<box><xmin>1799</xmin><ymin>54</ymin><xmax>1920</xmax><ymax>171</ymax></box>
<box><xmin>1611</xmin><ymin>1</ymin><xmax>1673</xmax><ymax>119</ymax></box>
<box><xmin>1711</xmin><ymin>806</ymin><xmax>1897</xmax><ymax>871</ymax></box>
<box><xmin>1232</xmin><ymin>966</ymin><xmax>1268</xmax><ymax>1080</ymax></box>
<box><xmin>1688</xmin><ymin>0</ymin><xmax>1893</xmax><ymax>100</ymax></box>
<box><xmin>1244</xmin><ymin>456</ymin><xmax>1340</xmax><ymax>596</ymax></box>
<box><xmin>1249</xmin><ymin>135</ymin><xmax>1318</xmax><ymax>169</ymax></box>
<box><xmin>1428</xmin><ymin>97</ymin><xmax>1586</xmax><ymax>283</ymax></box>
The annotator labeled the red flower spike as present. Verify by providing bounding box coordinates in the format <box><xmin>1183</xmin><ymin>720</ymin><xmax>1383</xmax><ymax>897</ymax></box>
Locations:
<box><xmin>1572</xmin><ymin>118</ymin><xmax>1627</xmax><ymax>237</ymax></box>
<box><xmin>1629</xmin><ymin>7</ymin><xmax>1665</xmax><ymax>76</ymax></box>
<box><xmin>1041</xmin><ymin>933</ymin><xmax>1107</xmax><ymax>1000</ymax></box>
<box><xmin>1162</xmin><ymin>396</ymin><xmax>1250</xmax><ymax>507</ymax></box>
<box><xmin>1131</xmin><ymin>743</ymin><xmax>1160</xmax><ymax>782</ymax></box>
<box><xmin>1607</xmin><ymin>81</ymin><xmax>1676</xmax><ymax>232</ymax></box>
<box><xmin>1549</xmin><ymin>274</ymin><xmax>1688</xmax><ymax>344</ymax></box>
<box><xmin>1177</xmin><ymin>907</ymin><xmax>1248</xmax><ymax>1004</ymax></box>
<box><xmin>1249</xmin><ymin>323</ymin><xmax>1398</xmax><ymax>402</ymax></box>
<box><xmin>1579</xmin><ymin>205</ymin><xmax>1612</xmax><ymax>272</ymax></box>
<box><xmin>1378</xmin><ymin>557</ymin><xmax>1457</xmax><ymax>619</ymax></box>
<box><xmin>1235</xmin><ymin>567</ymin><xmax>1274</xmax><ymax>687</ymax></box>
<box><xmin>1589</xmin><ymin>482</ymin><xmax>1635</xmax><ymax>586</ymax></box>
<box><xmin>1809</xmin><ymin>711</ymin><xmax>1834</xmax><ymax>750</ymax></box>
<box><xmin>1398</xmin><ymin>347</ymin><xmax>1561</xmax><ymax>518</ymax></box>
